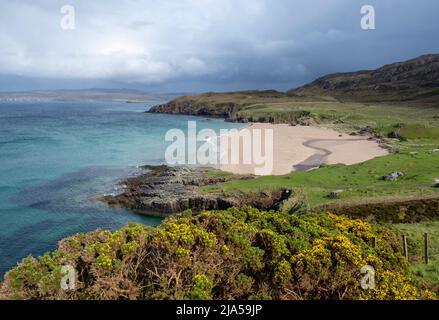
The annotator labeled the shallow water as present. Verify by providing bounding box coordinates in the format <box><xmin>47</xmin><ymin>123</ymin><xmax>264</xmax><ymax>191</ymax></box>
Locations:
<box><xmin>0</xmin><ymin>100</ymin><xmax>245</xmax><ymax>277</ymax></box>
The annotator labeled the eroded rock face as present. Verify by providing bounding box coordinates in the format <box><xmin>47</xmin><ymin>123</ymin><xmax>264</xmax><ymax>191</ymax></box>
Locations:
<box><xmin>149</xmin><ymin>100</ymin><xmax>241</xmax><ymax>118</ymax></box>
<box><xmin>147</xmin><ymin>90</ymin><xmax>288</xmax><ymax>120</ymax></box>
<box><xmin>99</xmin><ymin>165</ymin><xmax>290</xmax><ymax>216</ymax></box>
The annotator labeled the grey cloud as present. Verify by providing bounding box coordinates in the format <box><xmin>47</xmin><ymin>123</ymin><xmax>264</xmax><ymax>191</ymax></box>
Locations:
<box><xmin>0</xmin><ymin>0</ymin><xmax>438</xmax><ymax>92</ymax></box>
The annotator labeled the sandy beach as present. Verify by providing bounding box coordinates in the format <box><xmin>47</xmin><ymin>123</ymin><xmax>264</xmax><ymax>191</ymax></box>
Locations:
<box><xmin>220</xmin><ymin>123</ymin><xmax>389</xmax><ymax>176</ymax></box>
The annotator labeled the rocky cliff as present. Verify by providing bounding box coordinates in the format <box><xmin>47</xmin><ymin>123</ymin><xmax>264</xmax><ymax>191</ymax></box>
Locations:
<box><xmin>148</xmin><ymin>90</ymin><xmax>290</xmax><ymax>119</ymax></box>
<box><xmin>99</xmin><ymin>165</ymin><xmax>292</xmax><ymax>216</ymax></box>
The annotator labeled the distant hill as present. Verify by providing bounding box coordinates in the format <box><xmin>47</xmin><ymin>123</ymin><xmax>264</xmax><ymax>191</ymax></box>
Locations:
<box><xmin>0</xmin><ymin>89</ymin><xmax>179</xmax><ymax>103</ymax></box>
<box><xmin>288</xmin><ymin>54</ymin><xmax>439</xmax><ymax>103</ymax></box>
<box><xmin>149</xmin><ymin>54</ymin><xmax>439</xmax><ymax>119</ymax></box>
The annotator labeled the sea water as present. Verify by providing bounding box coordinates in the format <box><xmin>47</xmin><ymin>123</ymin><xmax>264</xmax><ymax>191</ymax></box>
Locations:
<box><xmin>0</xmin><ymin>100</ymin><xmax>246</xmax><ymax>277</ymax></box>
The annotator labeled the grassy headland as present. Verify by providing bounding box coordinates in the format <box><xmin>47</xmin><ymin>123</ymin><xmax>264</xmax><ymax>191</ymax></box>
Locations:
<box><xmin>147</xmin><ymin>54</ymin><xmax>439</xmax><ymax>296</ymax></box>
<box><xmin>202</xmin><ymin>145</ymin><xmax>439</xmax><ymax>211</ymax></box>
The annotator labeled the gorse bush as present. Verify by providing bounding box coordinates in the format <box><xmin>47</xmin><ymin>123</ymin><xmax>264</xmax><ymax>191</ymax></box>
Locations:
<box><xmin>0</xmin><ymin>207</ymin><xmax>435</xmax><ymax>300</ymax></box>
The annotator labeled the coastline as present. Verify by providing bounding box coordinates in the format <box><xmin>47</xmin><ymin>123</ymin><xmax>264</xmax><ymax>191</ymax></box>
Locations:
<box><xmin>100</xmin><ymin>122</ymin><xmax>390</xmax><ymax>216</ymax></box>
<box><xmin>98</xmin><ymin>165</ymin><xmax>290</xmax><ymax>216</ymax></box>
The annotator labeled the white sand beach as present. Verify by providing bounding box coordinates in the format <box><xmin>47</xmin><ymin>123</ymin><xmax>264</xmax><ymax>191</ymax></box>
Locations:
<box><xmin>220</xmin><ymin>123</ymin><xmax>389</xmax><ymax>176</ymax></box>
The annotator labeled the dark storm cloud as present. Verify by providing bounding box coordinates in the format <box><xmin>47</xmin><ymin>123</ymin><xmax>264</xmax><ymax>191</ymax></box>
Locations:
<box><xmin>0</xmin><ymin>0</ymin><xmax>438</xmax><ymax>91</ymax></box>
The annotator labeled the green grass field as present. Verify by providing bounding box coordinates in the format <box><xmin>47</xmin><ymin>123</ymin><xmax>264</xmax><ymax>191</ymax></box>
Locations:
<box><xmin>203</xmin><ymin>148</ymin><xmax>439</xmax><ymax>209</ymax></box>
<box><xmin>236</xmin><ymin>101</ymin><xmax>439</xmax><ymax>138</ymax></box>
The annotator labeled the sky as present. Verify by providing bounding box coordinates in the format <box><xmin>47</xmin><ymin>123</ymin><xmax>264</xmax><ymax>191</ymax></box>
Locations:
<box><xmin>0</xmin><ymin>0</ymin><xmax>438</xmax><ymax>92</ymax></box>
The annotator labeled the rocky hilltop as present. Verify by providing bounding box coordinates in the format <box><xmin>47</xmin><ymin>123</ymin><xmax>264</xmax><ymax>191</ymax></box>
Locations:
<box><xmin>289</xmin><ymin>54</ymin><xmax>439</xmax><ymax>103</ymax></box>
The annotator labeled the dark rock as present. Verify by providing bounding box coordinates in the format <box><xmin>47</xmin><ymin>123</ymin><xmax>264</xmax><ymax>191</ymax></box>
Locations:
<box><xmin>387</xmin><ymin>131</ymin><xmax>402</xmax><ymax>139</ymax></box>
<box><xmin>328</xmin><ymin>190</ymin><xmax>344</xmax><ymax>199</ymax></box>
<box><xmin>358</xmin><ymin>126</ymin><xmax>374</xmax><ymax>136</ymax></box>
<box><xmin>98</xmin><ymin>166</ymin><xmax>291</xmax><ymax>216</ymax></box>
<box><xmin>381</xmin><ymin>172</ymin><xmax>405</xmax><ymax>181</ymax></box>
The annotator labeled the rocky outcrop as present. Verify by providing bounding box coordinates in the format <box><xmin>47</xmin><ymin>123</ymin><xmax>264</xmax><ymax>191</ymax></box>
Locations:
<box><xmin>381</xmin><ymin>172</ymin><xmax>405</xmax><ymax>182</ymax></box>
<box><xmin>99</xmin><ymin>165</ymin><xmax>291</xmax><ymax>216</ymax></box>
<box><xmin>148</xmin><ymin>90</ymin><xmax>288</xmax><ymax>120</ymax></box>
<box><xmin>149</xmin><ymin>99</ymin><xmax>242</xmax><ymax>118</ymax></box>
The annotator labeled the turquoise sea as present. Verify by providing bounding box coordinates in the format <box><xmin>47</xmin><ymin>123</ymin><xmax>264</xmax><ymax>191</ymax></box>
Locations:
<box><xmin>0</xmin><ymin>100</ymin><xmax>245</xmax><ymax>277</ymax></box>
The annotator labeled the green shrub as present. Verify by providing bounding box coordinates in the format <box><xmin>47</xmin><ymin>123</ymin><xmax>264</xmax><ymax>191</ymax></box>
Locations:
<box><xmin>0</xmin><ymin>207</ymin><xmax>434</xmax><ymax>300</ymax></box>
